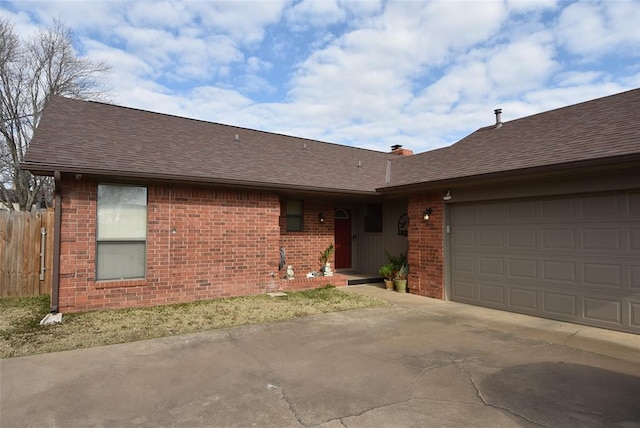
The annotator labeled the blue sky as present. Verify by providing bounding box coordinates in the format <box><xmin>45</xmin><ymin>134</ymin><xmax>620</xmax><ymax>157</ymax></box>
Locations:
<box><xmin>3</xmin><ymin>0</ymin><xmax>640</xmax><ymax>153</ymax></box>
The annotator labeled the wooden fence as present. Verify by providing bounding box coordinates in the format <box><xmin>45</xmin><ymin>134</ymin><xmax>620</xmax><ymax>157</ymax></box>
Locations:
<box><xmin>0</xmin><ymin>210</ymin><xmax>54</xmax><ymax>297</ymax></box>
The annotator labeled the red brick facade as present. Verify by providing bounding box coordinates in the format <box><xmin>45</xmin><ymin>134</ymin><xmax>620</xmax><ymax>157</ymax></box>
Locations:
<box><xmin>407</xmin><ymin>192</ymin><xmax>445</xmax><ymax>299</ymax></box>
<box><xmin>279</xmin><ymin>199</ymin><xmax>336</xmax><ymax>274</ymax></box>
<box><xmin>58</xmin><ymin>177</ymin><xmax>345</xmax><ymax>312</ymax></box>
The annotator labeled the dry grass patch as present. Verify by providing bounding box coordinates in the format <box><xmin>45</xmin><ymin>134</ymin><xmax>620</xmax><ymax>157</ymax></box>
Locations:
<box><xmin>0</xmin><ymin>286</ymin><xmax>384</xmax><ymax>358</ymax></box>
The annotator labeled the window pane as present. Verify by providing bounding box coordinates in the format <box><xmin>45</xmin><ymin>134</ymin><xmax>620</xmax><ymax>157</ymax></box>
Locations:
<box><xmin>287</xmin><ymin>216</ymin><xmax>303</xmax><ymax>232</ymax></box>
<box><xmin>97</xmin><ymin>242</ymin><xmax>146</xmax><ymax>280</ymax></box>
<box><xmin>286</xmin><ymin>200</ymin><xmax>303</xmax><ymax>231</ymax></box>
<box><xmin>97</xmin><ymin>185</ymin><xmax>147</xmax><ymax>240</ymax></box>
<box><xmin>287</xmin><ymin>200</ymin><xmax>303</xmax><ymax>215</ymax></box>
<box><xmin>364</xmin><ymin>203</ymin><xmax>383</xmax><ymax>233</ymax></box>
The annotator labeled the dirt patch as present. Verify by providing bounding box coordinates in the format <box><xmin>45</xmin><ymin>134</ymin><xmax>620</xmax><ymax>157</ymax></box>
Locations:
<box><xmin>0</xmin><ymin>286</ymin><xmax>383</xmax><ymax>358</ymax></box>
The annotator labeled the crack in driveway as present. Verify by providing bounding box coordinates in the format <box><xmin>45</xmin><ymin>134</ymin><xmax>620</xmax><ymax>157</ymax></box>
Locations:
<box><xmin>563</xmin><ymin>327</ymin><xmax>587</xmax><ymax>347</ymax></box>
<box><xmin>456</xmin><ymin>362</ymin><xmax>553</xmax><ymax>428</ymax></box>
<box><xmin>227</xmin><ymin>331</ymin><xmax>305</xmax><ymax>427</ymax></box>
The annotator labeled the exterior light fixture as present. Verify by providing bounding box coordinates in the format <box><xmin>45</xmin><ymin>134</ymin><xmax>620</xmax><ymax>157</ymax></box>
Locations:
<box><xmin>423</xmin><ymin>208</ymin><xmax>433</xmax><ymax>221</ymax></box>
<box><xmin>443</xmin><ymin>190</ymin><xmax>452</xmax><ymax>201</ymax></box>
<box><xmin>319</xmin><ymin>213</ymin><xmax>326</xmax><ymax>223</ymax></box>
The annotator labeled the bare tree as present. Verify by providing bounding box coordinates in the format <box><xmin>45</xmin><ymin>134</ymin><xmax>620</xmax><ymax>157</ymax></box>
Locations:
<box><xmin>0</xmin><ymin>18</ymin><xmax>110</xmax><ymax>210</ymax></box>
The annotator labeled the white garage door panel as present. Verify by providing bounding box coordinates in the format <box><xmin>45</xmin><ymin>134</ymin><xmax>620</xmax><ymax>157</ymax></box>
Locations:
<box><xmin>450</xmin><ymin>191</ymin><xmax>640</xmax><ymax>334</ymax></box>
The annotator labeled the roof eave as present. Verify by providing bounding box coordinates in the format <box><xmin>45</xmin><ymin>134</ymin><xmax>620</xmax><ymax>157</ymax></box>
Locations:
<box><xmin>21</xmin><ymin>162</ymin><xmax>381</xmax><ymax>197</ymax></box>
<box><xmin>377</xmin><ymin>153</ymin><xmax>640</xmax><ymax>195</ymax></box>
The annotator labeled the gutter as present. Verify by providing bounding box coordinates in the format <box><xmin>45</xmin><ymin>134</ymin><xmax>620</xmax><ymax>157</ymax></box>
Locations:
<box><xmin>40</xmin><ymin>171</ymin><xmax>63</xmax><ymax>325</ymax></box>
<box><xmin>377</xmin><ymin>153</ymin><xmax>640</xmax><ymax>195</ymax></box>
<box><xmin>20</xmin><ymin>163</ymin><xmax>383</xmax><ymax>197</ymax></box>
<box><xmin>51</xmin><ymin>171</ymin><xmax>62</xmax><ymax>313</ymax></box>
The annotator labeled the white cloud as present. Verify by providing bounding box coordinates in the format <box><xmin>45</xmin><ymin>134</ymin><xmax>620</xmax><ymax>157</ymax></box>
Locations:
<box><xmin>338</xmin><ymin>0</ymin><xmax>383</xmax><ymax>18</ymax></box>
<box><xmin>417</xmin><ymin>4</ymin><xmax>504</xmax><ymax>55</ymax></box>
<box><xmin>286</xmin><ymin>1</ymin><xmax>508</xmax><ymax>123</ymax></box>
<box><xmin>0</xmin><ymin>8</ymin><xmax>41</xmax><ymax>39</ymax></box>
<box><xmin>111</xmin><ymin>26</ymin><xmax>244</xmax><ymax>81</ymax></box>
<box><xmin>237</xmin><ymin>74</ymin><xmax>276</xmax><ymax>95</ymax></box>
<box><xmin>247</xmin><ymin>56</ymin><xmax>272</xmax><ymax>73</ymax></box>
<box><xmin>506</xmin><ymin>0</ymin><xmax>557</xmax><ymax>13</ymax></box>
<box><xmin>554</xmin><ymin>71</ymin><xmax>603</xmax><ymax>87</ymax></box>
<box><xmin>83</xmin><ymin>39</ymin><xmax>154</xmax><ymax>79</ymax></box>
<box><xmin>2</xmin><ymin>0</ymin><xmax>638</xmax><ymax>155</ymax></box>
<box><xmin>285</xmin><ymin>0</ymin><xmax>346</xmax><ymax>29</ymax></box>
<box><xmin>126</xmin><ymin>1</ymin><xmax>192</xmax><ymax>29</ymax></box>
<box><xmin>18</xmin><ymin>1</ymin><xmax>124</xmax><ymax>37</ymax></box>
<box><xmin>487</xmin><ymin>40</ymin><xmax>557</xmax><ymax>94</ymax></box>
<box><xmin>557</xmin><ymin>1</ymin><xmax>640</xmax><ymax>59</ymax></box>
<box><xmin>408</xmin><ymin>61</ymin><xmax>491</xmax><ymax>115</ymax></box>
<box><xmin>496</xmin><ymin>82</ymin><xmax>630</xmax><ymax>122</ymax></box>
<box><xmin>188</xmin><ymin>0</ymin><xmax>290</xmax><ymax>44</ymax></box>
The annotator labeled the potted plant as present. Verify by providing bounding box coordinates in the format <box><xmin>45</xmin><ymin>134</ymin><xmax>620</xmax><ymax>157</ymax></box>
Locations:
<box><xmin>383</xmin><ymin>251</ymin><xmax>407</xmax><ymax>287</ymax></box>
<box><xmin>394</xmin><ymin>264</ymin><xmax>408</xmax><ymax>293</ymax></box>
<box><xmin>384</xmin><ymin>251</ymin><xmax>407</xmax><ymax>272</ymax></box>
<box><xmin>378</xmin><ymin>262</ymin><xmax>395</xmax><ymax>290</ymax></box>
<box><xmin>319</xmin><ymin>243</ymin><xmax>335</xmax><ymax>276</ymax></box>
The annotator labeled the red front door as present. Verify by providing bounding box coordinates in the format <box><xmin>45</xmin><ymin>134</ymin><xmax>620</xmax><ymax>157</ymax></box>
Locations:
<box><xmin>334</xmin><ymin>211</ymin><xmax>351</xmax><ymax>269</ymax></box>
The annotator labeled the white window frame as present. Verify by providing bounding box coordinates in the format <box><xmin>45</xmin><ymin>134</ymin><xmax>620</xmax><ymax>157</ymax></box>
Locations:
<box><xmin>96</xmin><ymin>183</ymin><xmax>147</xmax><ymax>280</ymax></box>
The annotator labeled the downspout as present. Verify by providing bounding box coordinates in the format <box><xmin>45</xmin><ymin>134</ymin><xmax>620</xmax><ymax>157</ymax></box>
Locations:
<box><xmin>51</xmin><ymin>171</ymin><xmax>62</xmax><ymax>313</ymax></box>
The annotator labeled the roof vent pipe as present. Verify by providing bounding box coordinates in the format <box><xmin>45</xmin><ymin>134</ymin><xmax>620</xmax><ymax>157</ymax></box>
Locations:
<box><xmin>494</xmin><ymin>109</ymin><xmax>503</xmax><ymax>128</ymax></box>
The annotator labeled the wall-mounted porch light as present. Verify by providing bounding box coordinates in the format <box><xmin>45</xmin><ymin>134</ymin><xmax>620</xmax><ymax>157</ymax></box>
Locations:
<box><xmin>423</xmin><ymin>208</ymin><xmax>433</xmax><ymax>221</ymax></box>
<box><xmin>319</xmin><ymin>213</ymin><xmax>326</xmax><ymax>223</ymax></box>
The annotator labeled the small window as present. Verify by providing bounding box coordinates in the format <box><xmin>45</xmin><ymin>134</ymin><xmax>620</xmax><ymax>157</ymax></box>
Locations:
<box><xmin>286</xmin><ymin>200</ymin><xmax>303</xmax><ymax>232</ymax></box>
<box><xmin>364</xmin><ymin>203</ymin><xmax>383</xmax><ymax>233</ymax></box>
<box><xmin>96</xmin><ymin>184</ymin><xmax>147</xmax><ymax>280</ymax></box>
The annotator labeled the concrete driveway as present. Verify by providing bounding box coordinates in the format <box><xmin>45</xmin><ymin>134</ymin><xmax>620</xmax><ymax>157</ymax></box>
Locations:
<box><xmin>2</xmin><ymin>285</ymin><xmax>639</xmax><ymax>428</ymax></box>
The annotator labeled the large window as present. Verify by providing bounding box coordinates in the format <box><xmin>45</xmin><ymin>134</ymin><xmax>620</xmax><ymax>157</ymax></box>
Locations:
<box><xmin>286</xmin><ymin>200</ymin><xmax>303</xmax><ymax>232</ymax></box>
<box><xmin>96</xmin><ymin>184</ymin><xmax>147</xmax><ymax>280</ymax></box>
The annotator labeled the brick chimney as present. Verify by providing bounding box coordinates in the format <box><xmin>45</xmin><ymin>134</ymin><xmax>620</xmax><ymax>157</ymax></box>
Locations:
<box><xmin>389</xmin><ymin>144</ymin><xmax>413</xmax><ymax>156</ymax></box>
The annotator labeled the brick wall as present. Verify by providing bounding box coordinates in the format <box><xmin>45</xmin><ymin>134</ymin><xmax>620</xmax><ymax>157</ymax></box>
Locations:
<box><xmin>58</xmin><ymin>177</ymin><xmax>345</xmax><ymax>312</ymax></box>
<box><xmin>278</xmin><ymin>199</ymin><xmax>336</xmax><ymax>277</ymax></box>
<box><xmin>407</xmin><ymin>192</ymin><xmax>444</xmax><ymax>299</ymax></box>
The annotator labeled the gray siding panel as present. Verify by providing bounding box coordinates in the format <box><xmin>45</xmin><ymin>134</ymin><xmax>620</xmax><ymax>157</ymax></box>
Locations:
<box><xmin>450</xmin><ymin>191</ymin><xmax>640</xmax><ymax>334</ymax></box>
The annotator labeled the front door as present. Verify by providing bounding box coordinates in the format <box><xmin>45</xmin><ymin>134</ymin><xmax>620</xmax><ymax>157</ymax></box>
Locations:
<box><xmin>334</xmin><ymin>209</ymin><xmax>351</xmax><ymax>269</ymax></box>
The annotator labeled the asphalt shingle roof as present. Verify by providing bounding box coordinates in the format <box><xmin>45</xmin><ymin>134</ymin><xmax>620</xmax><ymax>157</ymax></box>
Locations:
<box><xmin>24</xmin><ymin>96</ymin><xmax>394</xmax><ymax>195</ymax></box>
<box><xmin>24</xmin><ymin>88</ymin><xmax>640</xmax><ymax>195</ymax></box>
<box><xmin>383</xmin><ymin>87</ymin><xmax>640</xmax><ymax>189</ymax></box>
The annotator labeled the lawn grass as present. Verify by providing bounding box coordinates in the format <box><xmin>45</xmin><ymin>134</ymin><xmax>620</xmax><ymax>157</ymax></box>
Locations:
<box><xmin>0</xmin><ymin>286</ymin><xmax>384</xmax><ymax>358</ymax></box>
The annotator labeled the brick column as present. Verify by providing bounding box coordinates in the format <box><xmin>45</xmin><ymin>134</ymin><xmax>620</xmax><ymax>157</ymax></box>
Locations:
<box><xmin>407</xmin><ymin>192</ymin><xmax>444</xmax><ymax>299</ymax></box>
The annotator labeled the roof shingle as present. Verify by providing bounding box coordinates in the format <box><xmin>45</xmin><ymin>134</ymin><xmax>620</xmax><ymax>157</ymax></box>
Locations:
<box><xmin>24</xmin><ymin>96</ymin><xmax>394</xmax><ymax>194</ymax></box>
<box><xmin>383</xmin><ymin>87</ymin><xmax>640</xmax><ymax>189</ymax></box>
<box><xmin>23</xmin><ymin>88</ymin><xmax>640</xmax><ymax>194</ymax></box>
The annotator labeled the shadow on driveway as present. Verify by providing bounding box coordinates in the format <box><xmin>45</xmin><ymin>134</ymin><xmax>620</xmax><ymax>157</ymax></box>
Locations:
<box><xmin>481</xmin><ymin>362</ymin><xmax>640</xmax><ymax>427</ymax></box>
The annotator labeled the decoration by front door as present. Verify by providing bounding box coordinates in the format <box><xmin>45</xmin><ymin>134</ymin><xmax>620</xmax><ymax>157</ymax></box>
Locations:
<box><xmin>397</xmin><ymin>213</ymin><xmax>408</xmax><ymax>236</ymax></box>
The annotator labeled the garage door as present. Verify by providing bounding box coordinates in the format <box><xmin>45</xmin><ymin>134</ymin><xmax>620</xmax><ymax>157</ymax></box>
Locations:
<box><xmin>450</xmin><ymin>191</ymin><xmax>640</xmax><ymax>334</ymax></box>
